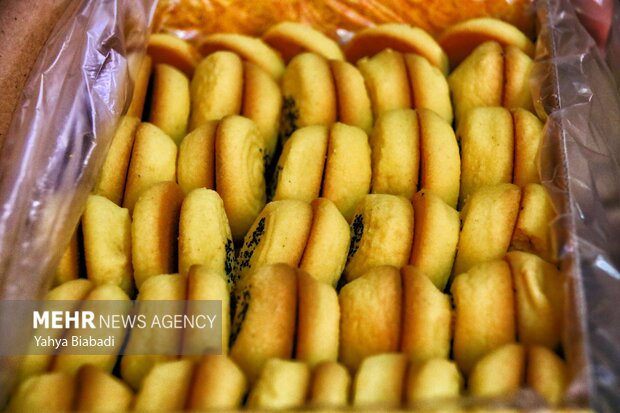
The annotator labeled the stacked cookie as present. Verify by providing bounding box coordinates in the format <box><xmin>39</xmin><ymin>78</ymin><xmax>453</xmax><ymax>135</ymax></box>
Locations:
<box><xmin>9</xmin><ymin>17</ymin><xmax>569</xmax><ymax>412</ymax></box>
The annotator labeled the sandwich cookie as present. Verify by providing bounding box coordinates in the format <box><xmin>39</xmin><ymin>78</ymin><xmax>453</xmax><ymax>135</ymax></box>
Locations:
<box><xmin>263</xmin><ymin>22</ymin><xmax>344</xmax><ymax>62</ymax></box>
<box><xmin>329</xmin><ymin>60</ymin><xmax>373</xmax><ymax>134</ymax></box>
<box><xmin>513</xmin><ymin>108</ymin><xmax>544</xmax><ymax>187</ymax></box>
<box><xmin>176</xmin><ymin>121</ymin><xmax>217</xmax><ymax>194</ymax></box>
<box><xmin>148</xmin><ymin>63</ymin><xmax>190</xmax><ymax>144</ymax></box>
<box><xmin>404</xmin><ymin>54</ymin><xmax>453</xmax><ymax>124</ymax></box>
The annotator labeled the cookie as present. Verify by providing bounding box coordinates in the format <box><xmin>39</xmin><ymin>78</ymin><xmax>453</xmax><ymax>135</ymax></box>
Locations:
<box><xmin>82</xmin><ymin>195</ymin><xmax>133</xmax><ymax>294</ymax></box>
<box><xmin>468</xmin><ymin>343</ymin><xmax>525</xmax><ymax>397</ymax></box>
<box><xmin>513</xmin><ymin>108</ymin><xmax>544</xmax><ymax>187</ymax></box>
<box><xmin>187</xmin><ymin>355</ymin><xmax>248</xmax><ymax>410</ymax></box>
<box><xmin>126</xmin><ymin>55</ymin><xmax>152</xmax><ymax>118</ymax></box>
<box><xmin>52</xmin><ymin>228</ymin><xmax>80</xmax><ymax>287</ymax></box>
<box><xmin>405</xmin><ymin>358</ymin><xmax>462</xmax><ymax>404</ymax></box>
<box><xmin>147</xmin><ymin>33</ymin><xmax>201</xmax><ymax>77</ymax></box>
<box><xmin>352</xmin><ymin>353</ymin><xmax>408</xmax><ymax>408</ymax></box>
<box><xmin>409</xmin><ymin>190</ymin><xmax>460</xmax><ymax>291</ymax></box>
<box><xmin>299</xmin><ymin>198</ymin><xmax>350</xmax><ymax>287</ymax></box>
<box><xmin>309</xmin><ymin>361</ymin><xmax>351</xmax><ymax>407</ymax></box>
<box><xmin>322</xmin><ymin>123</ymin><xmax>372</xmax><ymax>221</ymax></box>
<box><xmin>451</xmin><ymin>260</ymin><xmax>516</xmax><ymax>375</ymax></box>
<box><xmin>505</xmin><ymin>45</ymin><xmax>534</xmax><ymax>111</ymax></box>
<box><xmin>344</xmin><ymin>194</ymin><xmax>414</xmax><ymax>282</ymax></box>
<box><xmin>178</xmin><ymin>188</ymin><xmax>234</xmax><ymax>282</ymax></box>
<box><xmin>123</xmin><ymin>122</ymin><xmax>177</xmax><ymax>214</ymax></box>
<box><xmin>176</xmin><ymin>121</ymin><xmax>217</xmax><ymax>194</ymax></box>
<box><xmin>8</xmin><ymin>372</ymin><xmax>75</xmax><ymax>413</ymax></box>
<box><xmin>189</xmin><ymin>51</ymin><xmax>243</xmax><ymax>130</ymax></box>
<box><xmin>149</xmin><ymin>63</ymin><xmax>190</xmax><ymax>144</ymax></box>
<box><xmin>75</xmin><ymin>365</ymin><xmax>134</xmax><ymax>412</ymax></box>
<box><xmin>263</xmin><ymin>22</ymin><xmax>344</xmax><ymax>62</ymax></box>
<box><xmin>404</xmin><ymin>54</ymin><xmax>453</xmax><ymax>124</ymax></box>
<box><xmin>246</xmin><ymin>358</ymin><xmax>311</xmax><ymax>409</ymax></box>
<box><xmin>133</xmin><ymin>359</ymin><xmax>194</xmax><ymax>411</ymax></box>
<box><xmin>132</xmin><ymin>182</ymin><xmax>184</xmax><ymax>289</ymax></box>
<box><xmin>215</xmin><ymin>115</ymin><xmax>266</xmax><ymax>242</ymax></box>
<box><xmin>329</xmin><ymin>60</ymin><xmax>373</xmax><ymax>134</ymax></box>
<box><xmin>527</xmin><ymin>346</ymin><xmax>568</xmax><ymax>406</ymax></box>
<box><xmin>339</xmin><ymin>266</ymin><xmax>402</xmax><ymax>371</ymax></box>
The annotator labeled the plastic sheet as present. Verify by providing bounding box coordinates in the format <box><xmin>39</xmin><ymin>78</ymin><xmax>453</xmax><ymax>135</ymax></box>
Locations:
<box><xmin>0</xmin><ymin>0</ymin><xmax>156</xmax><ymax>405</ymax></box>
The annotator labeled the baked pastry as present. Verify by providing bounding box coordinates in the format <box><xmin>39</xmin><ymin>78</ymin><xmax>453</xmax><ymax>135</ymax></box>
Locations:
<box><xmin>468</xmin><ymin>343</ymin><xmax>525</xmax><ymax>397</ymax></box>
<box><xmin>405</xmin><ymin>358</ymin><xmax>462</xmax><ymax>404</ymax></box>
<box><xmin>451</xmin><ymin>260</ymin><xmax>516</xmax><ymax>375</ymax></box>
<box><xmin>438</xmin><ymin>17</ymin><xmax>535</xmax><ymax>68</ymax></box>
<box><xmin>400</xmin><ymin>266</ymin><xmax>452</xmax><ymax>362</ymax></box>
<box><xmin>147</xmin><ymin>33</ymin><xmax>201</xmax><ymax>77</ymax></box>
<box><xmin>329</xmin><ymin>60</ymin><xmax>373</xmax><ymax>134</ymax></box>
<box><xmin>8</xmin><ymin>372</ymin><xmax>75</xmax><ymax>412</ymax></box>
<box><xmin>458</xmin><ymin>107</ymin><xmax>514</xmax><ymax>207</ymax></box>
<box><xmin>357</xmin><ymin>49</ymin><xmax>411</xmax><ymax>118</ymax></box>
<box><xmin>133</xmin><ymin>359</ymin><xmax>194</xmax><ymax>411</ymax></box>
<box><xmin>409</xmin><ymin>190</ymin><xmax>460</xmax><ymax>291</ymax></box>
<box><xmin>187</xmin><ymin>355</ymin><xmax>248</xmax><ymax>410</ymax></box>
<box><xmin>279</xmin><ymin>52</ymin><xmax>337</xmax><ymax>140</ymax></box>
<box><xmin>215</xmin><ymin>115</ymin><xmax>266</xmax><ymax>242</ymax></box>
<box><xmin>309</xmin><ymin>361</ymin><xmax>351</xmax><ymax>407</ymax></box>
<box><xmin>126</xmin><ymin>56</ymin><xmax>152</xmax><ymax>119</ymax></box>
<box><xmin>352</xmin><ymin>353</ymin><xmax>408</xmax><ymax>408</ymax></box>
<box><xmin>344</xmin><ymin>194</ymin><xmax>414</xmax><ymax>282</ymax></box>
<box><xmin>241</xmin><ymin>61</ymin><xmax>282</xmax><ymax>164</ymax></box>
<box><xmin>527</xmin><ymin>346</ymin><xmax>568</xmax><ymax>406</ymax></box>
<box><xmin>453</xmin><ymin>183</ymin><xmax>522</xmax><ymax>275</ymax></box>
<box><xmin>272</xmin><ymin>125</ymin><xmax>329</xmax><ymax>203</ymax></box>
<box><xmin>178</xmin><ymin>188</ymin><xmax>234</xmax><ymax>282</ymax></box>
<box><xmin>513</xmin><ymin>108</ymin><xmax>544</xmax><ymax>186</ymax></box>
<box><xmin>123</xmin><ymin>122</ymin><xmax>177</xmax><ymax>214</ymax></box>
<box><xmin>176</xmin><ymin>121</ymin><xmax>217</xmax><ymax>194</ymax></box>
<box><xmin>263</xmin><ymin>21</ymin><xmax>344</xmax><ymax>62</ymax></box>
<box><xmin>296</xmin><ymin>272</ymin><xmax>340</xmax><ymax>367</ymax></box>
<box><xmin>246</xmin><ymin>358</ymin><xmax>311</xmax><ymax>409</ymax></box>
<box><xmin>82</xmin><ymin>195</ymin><xmax>133</xmax><ymax>294</ymax></box>
<box><xmin>199</xmin><ymin>33</ymin><xmax>285</xmax><ymax>79</ymax></box>
<box><xmin>149</xmin><ymin>63</ymin><xmax>190</xmax><ymax>144</ymax></box>
<box><xmin>504</xmin><ymin>45</ymin><xmax>535</xmax><ymax>111</ymax></box>
<box><xmin>186</xmin><ymin>265</ymin><xmax>231</xmax><ymax>354</ymax></box>
<box><xmin>52</xmin><ymin>228</ymin><xmax>80</xmax><ymax>286</ymax></box>
<box><xmin>93</xmin><ymin>116</ymin><xmax>140</xmax><ymax>205</ymax></box>
<box><xmin>339</xmin><ymin>266</ymin><xmax>402</xmax><ymax>371</ymax></box>
<box><xmin>321</xmin><ymin>123</ymin><xmax>372</xmax><ymax>221</ymax></box>
<box><xmin>299</xmin><ymin>198</ymin><xmax>350</xmax><ymax>287</ymax></box>
<box><xmin>189</xmin><ymin>51</ymin><xmax>243</xmax><ymax>130</ymax></box>
<box><xmin>234</xmin><ymin>200</ymin><xmax>312</xmax><ymax>285</ymax></box>
<box><xmin>229</xmin><ymin>264</ymin><xmax>297</xmax><ymax>383</ymax></box>
<box><xmin>404</xmin><ymin>54</ymin><xmax>453</xmax><ymax>124</ymax></box>
<box><xmin>345</xmin><ymin>23</ymin><xmax>449</xmax><ymax>75</ymax></box>
<box><xmin>510</xmin><ymin>183</ymin><xmax>556</xmax><ymax>262</ymax></box>
<box><xmin>370</xmin><ymin>108</ymin><xmax>420</xmax><ymax>200</ymax></box>
<box><xmin>74</xmin><ymin>365</ymin><xmax>133</xmax><ymax>412</ymax></box>
<box><xmin>505</xmin><ymin>251</ymin><xmax>564</xmax><ymax>348</ymax></box>
<box><xmin>132</xmin><ymin>182</ymin><xmax>184</xmax><ymax>289</ymax></box>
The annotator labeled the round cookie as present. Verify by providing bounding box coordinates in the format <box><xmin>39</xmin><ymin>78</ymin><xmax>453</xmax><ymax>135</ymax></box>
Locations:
<box><xmin>241</xmin><ymin>61</ymin><xmax>282</xmax><ymax>164</ymax></box>
<box><xmin>344</xmin><ymin>194</ymin><xmax>414</xmax><ymax>282</ymax></box>
<box><xmin>280</xmin><ymin>52</ymin><xmax>337</xmax><ymax>140</ymax></box>
<box><xmin>352</xmin><ymin>353</ymin><xmax>408</xmax><ymax>408</ymax></box>
<box><xmin>147</xmin><ymin>33</ymin><xmax>200</xmax><ymax>77</ymax></box>
<box><xmin>451</xmin><ymin>259</ymin><xmax>516</xmax><ymax>375</ymax></box>
<box><xmin>234</xmin><ymin>199</ymin><xmax>313</xmax><ymax>286</ymax></box>
<box><xmin>263</xmin><ymin>22</ymin><xmax>344</xmax><ymax>62</ymax></box>
<box><xmin>404</xmin><ymin>54</ymin><xmax>453</xmax><ymax>124</ymax></box>
<box><xmin>75</xmin><ymin>365</ymin><xmax>133</xmax><ymax>412</ymax></box>
<box><xmin>339</xmin><ymin>266</ymin><xmax>402</xmax><ymax>371</ymax></box>
<box><xmin>329</xmin><ymin>60</ymin><xmax>373</xmax><ymax>134</ymax></box>
<box><xmin>321</xmin><ymin>123</ymin><xmax>372</xmax><ymax>221</ymax></box>
<box><xmin>199</xmin><ymin>33</ymin><xmax>285</xmax><ymax>79</ymax></box>
<box><xmin>438</xmin><ymin>17</ymin><xmax>535</xmax><ymax>69</ymax></box>
<box><xmin>296</xmin><ymin>273</ymin><xmax>340</xmax><ymax>367</ymax></box>
<box><xmin>272</xmin><ymin>125</ymin><xmax>329</xmax><ymax>203</ymax></box>
<box><xmin>229</xmin><ymin>264</ymin><xmax>298</xmax><ymax>383</ymax></box>
<box><xmin>370</xmin><ymin>109</ymin><xmax>420</xmax><ymax>200</ymax></box>
<box><xmin>176</xmin><ymin>121</ymin><xmax>217</xmax><ymax>194</ymax></box>
<box><xmin>299</xmin><ymin>198</ymin><xmax>350</xmax><ymax>287</ymax></box>
<box><xmin>512</xmin><ymin>108</ymin><xmax>543</xmax><ymax>187</ymax></box>
<box><xmin>215</xmin><ymin>115</ymin><xmax>266</xmax><ymax>242</ymax></box>
<box><xmin>126</xmin><ymin>55</ymin><xmax>152</xmax><ymax>118</ymax></box>
<box><xmin>309</xmin><ymin>361</ymin><xmax>351</xmax><ymax>407</ymax></box>
<box><xmin>345</xmin><ymin>23</ymin><xmax>449</xmax><ymax>75</ymax></box>
<box><xmin>149</xmin><ymin>63</ymin><xmax>190</xmax><ymax>144</ymax></box>
<box><xmin>188</xmin><ymin>355</ymin><xmax>248</xmax><ymax>410</ymax></box>
<box><xmin>133</xmin><ymin>359</ymin><xmax>194</xmax><ymax>412</ymax></box>
<box><xmin>123</xmin><ymin>122</ymin><xmax>177</xmax><ymax>214</ymax></box>
<box><xmin>405</xmin><ymin>358</ymin><xmax>462</xmax><ymax>404</ymax></box>
<box><xmin>504</xmin><ymin>45</ymin><xmax>534</xmax><ymax>111</ymax></box>
<box><xmin>527</xmin><ymin>346</ymin><xmax>568</xmax><ymax>406</ymax></box>
<box><xmin>246</xmin><ymin>358</ymin><xmax>310</xmax><ymax>410</ymax></box>
<box><xmin>189</xmin><ymin>51</ymin><xmax>243</xmax><ymax>130</ymax></box>
<box><xmin>468</xmin><ymin>343</ymin><xmax>525</xmax><ymax>398</ymax></box>
<box><xmin>357</xmin><ymin>49</ymin><xmax>411</xmax><ymax>118</ymax></box>
<box><xmin>132</xmin><ymin>182</ymin><xmax>184</xmax><ymax>289</ymax></box>
<box><xmin>178</xmin><ymin>188</ymin><xmax>234</xmax><ymax>282</ymax></box>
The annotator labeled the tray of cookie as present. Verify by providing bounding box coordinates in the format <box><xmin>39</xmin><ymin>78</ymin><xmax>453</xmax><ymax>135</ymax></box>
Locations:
<box><xmin>0</xmin><ymin>0</ymin><xmax>619</xmax><ymax>411</ymax></box>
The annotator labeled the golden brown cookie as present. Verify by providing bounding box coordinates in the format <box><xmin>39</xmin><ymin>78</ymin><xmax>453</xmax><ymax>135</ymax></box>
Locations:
<box><xmin>176</xmin><ymin>121</ymin><xmax>217</xmax><ymax>194</ymax></box>
<box><xmin>52</xmin><ymin>228</ymin><xmax>80</xmax><ymax>287</ymax></box>
<box><xmin>329</xmin><ymin>59</ymin><xmax>373</xmax><ymax>134</ymax></box>
<box><xmin>75</xmin><ymin>365</ymin><xmax>134</xmax><ymax>412</ymax></box>
<box><xmin>468</xmin><ymin>343</ymin><xmax>525</xmax><ymax>397</ymax></box>
<box><xmin>405</xmin><ymin>358</ymin><xmax>462</xmax><ymax>404</ymax></box>
<box><xmin>187</xmin><ymin>355</ymin><xmax>248</xmax><ymax>410</ymax></box>
<box><xmin>263</xmin><ymin>21</ymin><xmax>344</xmax><ymax>62</ymax></box>
<box><xmin>132</xmin><ymin>182</ymin><xmax>184</xmax><ymax>289</ymax></box>
<box><xmin>513</xmin><ymin>108</ymin><xmax>544</xmax><ymax>186</ymax></box>
<box><xmin>344</xmin><ymin>194</ymin><xmax>414</xmax><ymax>282</ymax></box>
<box><xmin>246</xmin><ymin>358</ymin><xmax>311</xmax><ymax>410</ymax></box>
<box><xmin>8</xmin><ymin>372</ymin><xmax>76</xmax><ymax>413</ymax></box>
<box><xmin>149</xmin><ymin>63</ymin><xmax>190</xmax><ymax>144</ymax></box>
<box><xmin>309</xmin><ymin>361</ymin><xmax>351</xmax><ymax>407</ymax></box>
<box><xmin>352</xmin><ymin>353</ymin><xmax>408</xmax><ymax>408</ymax></box>
<box><xmin>147</xmin><ymin>33</ymin><xmax>201</xmax><ymax>77</ymax></box>
<box><xmin>133</xmin><ymin>359</ymin><xmax>194</xmax><ymax>411</ymax></box>
<box><xmin>505</xmin><ymin>45</ymin><xmax>534</xmax><ymax>111</ymax></box>
<box><xmin>527</xmin><ymin>346</ymin><xmax>568</xmax><ymax>406</ymax></box>
<box><xmin>404</xmin><ymin>54</ymin><xmax>453</xmax><ymax>124</ymax></box>
<box><xmin>339</xmin><ymin>266</ymin><xmax>402</xmax><ymax>371</ymax></box>
<box><xmin>126</xmin><ymin>55</ymin><xmax>152</xmax><ymax>119</ymax></box>
<box><xmin>322</xmin><ymin>123</ymin><xmax>372</xmax><ymax>221</ymax></box>
<box><xmin>451</xmin><ymin>260</ymin><xmax>516</xmax><ymax>375</ymax></box>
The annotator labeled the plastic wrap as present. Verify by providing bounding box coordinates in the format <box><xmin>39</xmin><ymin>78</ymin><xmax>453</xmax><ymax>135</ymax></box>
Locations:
<box><xmin>0</xmin><ymin>0</ymin><xmax>156</xmax><ymax>404</ymax></box>
<box><xmin>0</xmin><ymin>0</ymin><xmax>619</xmax><ymax>410</ymax></box>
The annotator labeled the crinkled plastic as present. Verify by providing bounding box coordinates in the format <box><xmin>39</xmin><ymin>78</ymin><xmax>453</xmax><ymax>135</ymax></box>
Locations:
<box><xmin>0</xmin><ymin>0</ymin><xmax>619</xmax><ymax>410</ymax></box>
<box><xmin>0</xmin><ymin>0</ymin><xmax>156</xmax><ymax>404</ymax></box>
<box><xmin>533</xmin><ymin>0</ymin><xmax>620</xmax><ymax>410</ymax></box>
